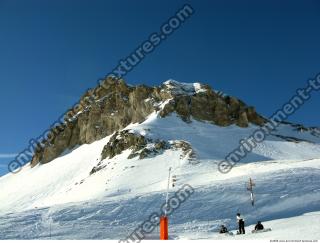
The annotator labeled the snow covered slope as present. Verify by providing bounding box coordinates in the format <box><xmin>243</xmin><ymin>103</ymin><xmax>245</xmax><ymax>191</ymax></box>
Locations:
<box><xmin>179</xmin><ymin>211</ymin><xmax>320</xmax><ymax>240</ymax></box>
<box><xmin>0</xmin><ymin>92</ymin><xmax>320</xmax><ymax>239</ymax></box>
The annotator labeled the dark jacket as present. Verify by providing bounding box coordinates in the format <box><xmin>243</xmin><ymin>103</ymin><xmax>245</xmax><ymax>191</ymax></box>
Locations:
<box><xmin>255</xmin><ymin>223</ymin><xmax>264</xmax><ymax>231</ymax></box>
<box><xmin>219</xmin><ymin>226</ymin><xmax>228</xmax><ymax>233</ymax></box>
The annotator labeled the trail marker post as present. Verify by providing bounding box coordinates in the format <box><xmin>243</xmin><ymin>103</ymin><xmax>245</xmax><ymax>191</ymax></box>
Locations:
<box><xmin>164</xmin><ymin>167</ymin><xmax>172</xmax><ymax>216</ymax></box>
<box><xmin>160</xmin><ymin>167</ymin><xmax>172</xmax><ymax>240</ymax></box>
<box><xmin>160</xmin><ymin>216</ymin><xmax>168</xmax><ymax>240</ymax></box>
<box><xmin>247</xmin><ymin>178</ymin><xmax>255</xmax><ymax>206</ymax></box>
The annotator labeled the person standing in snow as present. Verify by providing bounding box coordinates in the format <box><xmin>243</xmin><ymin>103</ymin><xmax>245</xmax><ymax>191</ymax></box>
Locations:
<box><xmin>236</xmin><ymin>213</ymin><xmax>245</xmax><ymax>234</ymax></box>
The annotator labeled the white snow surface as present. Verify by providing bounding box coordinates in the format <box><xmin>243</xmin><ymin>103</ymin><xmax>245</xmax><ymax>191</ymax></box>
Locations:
<box><xmin>0</xmin><ymin>109</ymin><xmax>320</xmax><ymax>240</ymax></box>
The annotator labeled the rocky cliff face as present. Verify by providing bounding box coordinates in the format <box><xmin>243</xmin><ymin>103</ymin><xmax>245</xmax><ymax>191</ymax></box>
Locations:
<box><xmin>31</xmin><ymin>77</ymin><xmax>266</xmax><ymax>167</ymax></box>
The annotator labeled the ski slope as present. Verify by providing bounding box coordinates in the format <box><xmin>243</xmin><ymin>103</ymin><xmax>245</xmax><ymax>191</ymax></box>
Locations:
<box><xmin>0</xmin><ymin>112</ymin><xmax>320</xmax><ymax>240</ymax></box>
<box><xmin>179</xmin><ymin>211</ymin><xmax>320</xmax><ymax>240</ymax></box>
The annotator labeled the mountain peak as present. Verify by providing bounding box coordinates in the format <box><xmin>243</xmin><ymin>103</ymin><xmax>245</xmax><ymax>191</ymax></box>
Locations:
<box><xmin>162</xmin><ymin>79</ymin><xmax>208</xmax><ymax>95</ymax></box>
<box><xmin>30</xmin><ymin>77</ymin><xmax>265</xmax><ymax>167</ymax></box>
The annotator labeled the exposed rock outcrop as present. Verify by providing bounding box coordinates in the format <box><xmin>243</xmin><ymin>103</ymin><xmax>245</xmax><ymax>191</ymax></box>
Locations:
<box><xmin>101</xmin><ymin>130</ymin><xmax>148</xmax><ymax>160</ymax></box>
<box><xmin>101</xmin><ymin>130</ymin><xmax>170</xmax><ymax>160</ymax></box>
<box><xmin>172</xmin><ymin>140</ymin><xmax>198</xmax><ymax>164</ymax></box>
<box><xmin>31</xmin><ymin>78</ymin><xmax>266</xmax><ymax>167</ymax></box>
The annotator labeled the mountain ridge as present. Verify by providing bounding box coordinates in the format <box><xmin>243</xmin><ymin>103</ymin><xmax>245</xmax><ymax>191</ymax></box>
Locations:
<box><xmin>31</xmin><ymin>77</ymin><xmax>266</xmax><ymax>167</ymax></box>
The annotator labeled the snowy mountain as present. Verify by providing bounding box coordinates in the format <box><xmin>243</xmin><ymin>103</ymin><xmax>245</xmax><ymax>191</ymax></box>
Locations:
<box><xmin>0</xmin><ymin>78</ymin><xmax>319</xmax><ymax>240</ymax></box>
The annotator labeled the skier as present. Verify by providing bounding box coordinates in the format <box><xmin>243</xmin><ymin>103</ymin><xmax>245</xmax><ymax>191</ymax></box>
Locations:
<box><xmin>254</xmin><ymin>221</ymin><xmax>264</xmax><ymax>231</ymax></box>
<box><xmin>236</xmin><ymin>213</ymin><xmax>245</xmax><ymax>234</ymax></box>
<box><xmin>219</xmin><ymin>225</ymin><xmax>229</xmax><ymax>234</ymax></box>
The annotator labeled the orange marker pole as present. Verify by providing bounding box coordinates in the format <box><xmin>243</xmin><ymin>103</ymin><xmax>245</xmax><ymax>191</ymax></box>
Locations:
<box><xmin>160</xmin><ymin>167</ymin><xmax>171</xmax><ymax>240</ymax></box>
<box><xmin>160</xmin><ymin>216</ymin><xmax>168</xmax><ymax>240</ymax></box>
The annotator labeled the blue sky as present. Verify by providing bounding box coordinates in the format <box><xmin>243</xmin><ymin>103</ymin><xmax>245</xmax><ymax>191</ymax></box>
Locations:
<box><xmin>0</xmin><ymin>0</ymin><xmax>320</xmax><ymax>176</ymax></box>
